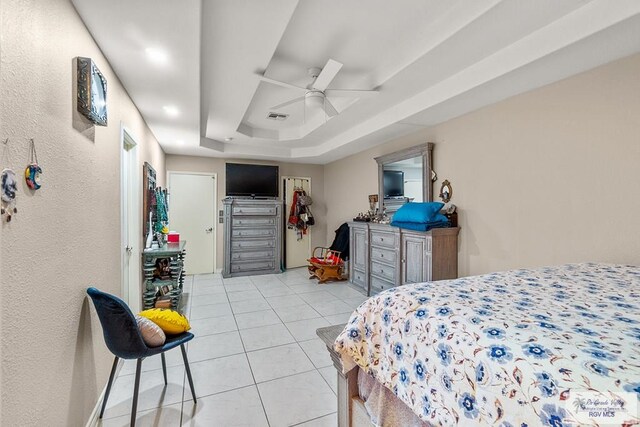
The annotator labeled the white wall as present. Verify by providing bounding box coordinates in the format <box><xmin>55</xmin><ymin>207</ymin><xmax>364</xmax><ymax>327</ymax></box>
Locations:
<box><xmin>324</xmin><ymin>53</ymin><xmax>640</xmax><ymax>276</ymax></box>
<box><xmin>0</xmin><ymin>0</ymin><xmax>166</xmax><ymax>425</ymax></box>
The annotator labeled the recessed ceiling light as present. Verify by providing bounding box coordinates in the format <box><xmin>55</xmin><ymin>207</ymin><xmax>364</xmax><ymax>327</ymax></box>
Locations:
<box><xmin>145</xmin><ymin>47</ymin><xmax>168</xmax><ymax>65</ymax></box>
<box><xmin>224</xmin><ymin>137</ymin><xmax>233</xmax><ymax>142</ymax></box>
<box><xmin>163</xmin><ymin>105</ymin><xmax>179</xmax><ymax>117</ymax></box>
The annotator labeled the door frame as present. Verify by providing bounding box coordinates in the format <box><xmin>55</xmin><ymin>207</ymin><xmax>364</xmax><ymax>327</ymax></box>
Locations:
<box><xmin>282</xmin><ymin>175</ymin><xmax>312</xmax><ymax>267</ymax></box>
<box><xmin>120</xmin><ymin>124</ymin><xmax>140</xmax><ymax>311</ymax></box>
<box><xmin>167</xmin><ymin>170</ymin><xmax>218</xmax><ymax>272</ymax></box>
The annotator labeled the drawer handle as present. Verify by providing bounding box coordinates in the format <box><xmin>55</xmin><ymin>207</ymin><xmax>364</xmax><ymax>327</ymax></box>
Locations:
<box><xmin>380</xmin><ymin>254</ymin><xmax>384</xmax><ymax>258</ymax></box>
<box><xmin>380</xmin><ymin>238</ymin><xmax>384</xmax><ymax>242</ymax></box>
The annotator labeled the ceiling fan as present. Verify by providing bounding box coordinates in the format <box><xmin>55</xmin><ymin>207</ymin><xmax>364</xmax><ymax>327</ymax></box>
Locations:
<box><xmin>258</xmin><ymin>59</ymin><xmax>378</xmax><ymax>118</ymax></box>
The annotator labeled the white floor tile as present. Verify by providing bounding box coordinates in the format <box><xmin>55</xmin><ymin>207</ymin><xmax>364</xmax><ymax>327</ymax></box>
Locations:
<box><xmin>285</xmin><ymin>317</ymin><xmax>331</xmax><ymax>342</ymax></box>
<box><xmin>258</xmin><ymin>370</ymin><xmax>337</xmax><ymax>427</ymax></box>
<box><xmin>223</xmin><ymin>282</ymin><xmax>257</xmax><ymax>293</ymax></box>
<box><xmin>181</xmin><ymin>385</ymin><xmax>268</xmax><ymax>427</ymax></box>
<box><xmin>318</xmin><ymin>366</ymin><xmax>338</xmax><ymax>395</ymax></box>
<box><xmin>342</xmin><ymin>295</ymin><xmax>368</xmax><ymax>308</ymax></box>
<box><xmin>190</xmin><ymin>315</ymin><xmax>237</xmax><ymax>337</ymax></box>
<box><xmin>247</xmin><ymin>343</ymin><xmax>315</xmax><ymax>383</ymax></box>
<box><xmin>102</xmin><ymin>365</ymin><xmax>185</xmax><ymax>419</ymax></box>
<box><xmin>99</xmin><ymin>402</ymin><xmax>183</xmax><ymax>427</ymax></box>
<box><xmin>230</xmin><ymin>298</ymin><xmax>271</xmax><ymax>314</ymax></box>
<box><xmin>184</xmin><ymin>354</ymin><xmax>255</xmax><ymax>399</ymax></box>
<box><xmin>190</xmin><ymin>302</ymin><xmax>232</xmax><ymax>320</ymax></box>
<box><xmin>234</xmin><ymin>309</ymin><xmax>282</xmax><ymax>330</ymax></box>
<box><xmin>222</xmin><ymin>276</ymin><xmax>253</xmax><ymax>284</ymax></box>
<box><xmin>288</xmin><ymin>283</ymin><xmax>325</xmax><ymax>294</ymax></box>
<box><xmin>190</xmin><ymin>292</ymin><xmax>229</xmax><ymax>307</ymax></box>
<box><xmin>299</xmin><ymin>338</ymin><xmax>332</xmax><ymax>369</ymax></box>
<box><xmin>273</xmin><ymin>304</ymin><xmax>322</xmax><ymax>323</ymax></box>
<box><xmin>309</xmin><ymin>300</ymin><xmax>353</xmax><ymax>317</ymax></box>
<box><xmin>295</xmin><ymin>412</ymin><xmax>338</xmax><ymax>427</ymax></box>
<box><xmin>279</xmin><ymin>275</ymin><xmax>312</xmax><ymax>286</ymax></box>
<box><xmin>325</xmin><ymin>286</ymin><xmax>366</xmax><ymax>300</ymax></box>
<box><xmin>239</xmin><ymin>323</ymin><xmax>295</xmax><ymax>352</ymax></box>
<box><xmin>299</xmin><ymin>291</ymin><xmax>339</xmax><ymax>304</ymax></box>
<box><xmin>187</xmin><ymin>331</ymin><xmax>244</xmax><ymax>362</ymax></box>
<box><xmin>266</xmin><ymin>294</ymin><xmax>306</xmax><ymax>308</ymax></box>
<box><xmin>323</xmin><ymin>312</ymin><xmax>352</xmax><ymax>326</ymax></box>
<box><xmin>191</xmin><ymin>283</ymin><xmax>225</xmax><ymax>296</ymax></box>
<box><xmin>258</xmin><ymin>285</ymin><xmax>296</xmax><ymax>298</ymax></box>
<box><xmin>227</xmin><ymin>289</ymin><xmax>263</xmax><ymax>302</ymax></box>
<box><xmin>119</xmin><ymin>348</ymin><xmax>184</xmax><ymax>376</ymax></box>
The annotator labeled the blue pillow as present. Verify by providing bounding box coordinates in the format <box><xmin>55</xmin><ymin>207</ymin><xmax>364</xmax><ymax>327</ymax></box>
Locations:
<box><xmin>391</xmin><ymin>202</ymin><xmax>444</xmax><ymax>224</ymax></box>
<box><xmin>390</xmin><ymin>219</ymin><xmax>450</xmax><ymax>232</ymax></box>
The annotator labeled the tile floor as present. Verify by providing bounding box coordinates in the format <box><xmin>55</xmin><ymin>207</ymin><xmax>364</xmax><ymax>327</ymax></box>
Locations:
<box><xmin>99</xmin><ymin>268</ymin><xmax>368</xmax><ymax>426</ymax></box>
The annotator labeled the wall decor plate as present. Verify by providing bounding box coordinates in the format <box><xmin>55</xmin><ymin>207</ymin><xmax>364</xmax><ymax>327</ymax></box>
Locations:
<box><xmin>77</xmin><ymin>57</ymin><xmax>108</xmax><ymax>126</ymax></box>
<box><xmin>1</xmin><ymin>168</ymin><xmax>17</xmax><ymax>203</ymax></box>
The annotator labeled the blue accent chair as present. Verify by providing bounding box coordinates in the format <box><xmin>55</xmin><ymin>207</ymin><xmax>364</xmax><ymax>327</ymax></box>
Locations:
<box><xmin>87</xmin><ymin>287</ymin><xmax>196</xmax><ymax>426</ymax></box>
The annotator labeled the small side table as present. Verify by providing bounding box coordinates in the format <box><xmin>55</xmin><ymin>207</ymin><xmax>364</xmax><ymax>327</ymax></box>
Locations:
<box><xmin>142</xmin><ymin>241</ymin><xmax>186</xmax><ymax>311</ymax></box>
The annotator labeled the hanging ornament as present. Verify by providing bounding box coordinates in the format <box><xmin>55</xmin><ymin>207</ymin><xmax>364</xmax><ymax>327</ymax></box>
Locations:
<box><xmin>25</xmin><ymin>138</ymin><xmax>42</xmax><ymax>190</ymax></box>
<box><xmin>1</xmin><ymin>168</ymin><xmax>18</xmax><ymax>222</ymax></box>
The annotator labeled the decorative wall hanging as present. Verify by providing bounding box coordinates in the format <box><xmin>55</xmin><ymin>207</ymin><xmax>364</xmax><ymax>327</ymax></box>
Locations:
<box><xmin>77</xmin><ymin>57</ymin><xmax>108</xmax><ymax>126</ymax></box>
<box><xmin>439</xmin><ymin>179</ymin><xmax>452</xmax><ymax>203</ymax></box>
<box><xmin>25</xmin><ymin>138</ymin><xmax>42</xmax><ymax>190</ymax></box>
<box><xmin>1</xmin><ymin>168</ymin><xmax>18</xmax><ymax>222</ymax></box>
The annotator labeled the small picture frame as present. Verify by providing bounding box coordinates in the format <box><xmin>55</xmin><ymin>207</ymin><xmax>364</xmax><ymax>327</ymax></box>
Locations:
<box><xmin>76</xmin><ymin>57</ymin><xmax>108</xmax><ymax>126</ymax></box>
<box><xmin>160</xmin><ymin>285</ymin><xmax>171</xmax><ymax>296</ymax></box>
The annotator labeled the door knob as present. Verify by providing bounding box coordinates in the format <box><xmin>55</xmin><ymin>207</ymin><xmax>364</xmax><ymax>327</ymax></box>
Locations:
<box><xmin>125</xmin><ymin>246</ymin><xmax>133</xmax><ymax>254</ymax></box>
<box><xmin>205</xmin><ymin>227</ymin><xmax>213</xmax><ymax>233</ymax></box>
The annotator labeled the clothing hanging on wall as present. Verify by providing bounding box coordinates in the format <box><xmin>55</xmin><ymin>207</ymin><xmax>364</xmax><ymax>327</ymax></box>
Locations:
<box><xmin>329</xmin><ymin>222</ymin><xmax>350</xmax><ymax>261</ymax></box>
<box><xmin>287</xmin><ymin>188</ymin><xmax>314</xmax><ymax>240</ymax></box>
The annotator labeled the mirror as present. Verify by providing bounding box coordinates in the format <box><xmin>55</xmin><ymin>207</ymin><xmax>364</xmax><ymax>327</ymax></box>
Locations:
<box><xmin>375</xmin><ymin>143</ymin><xmax>434</xmax><ymax>216</ymax></box>
<box><xmin>439</xmin><ymin>180</ymin><xmax>452</xmax><ymax>203</ymax></box>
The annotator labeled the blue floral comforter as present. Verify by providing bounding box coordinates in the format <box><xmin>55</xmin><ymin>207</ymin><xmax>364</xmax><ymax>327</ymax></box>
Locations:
<box><xmin>335</xmin><ymin>263</ymin><xmax>640</xmax><ymax>426</ymax></box>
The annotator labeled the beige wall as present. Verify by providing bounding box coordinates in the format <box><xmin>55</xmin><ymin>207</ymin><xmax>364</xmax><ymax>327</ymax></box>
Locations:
<box><xmin>325</xmin><ymin>53</ymin><xmax>640</xmax><ymax>277</ymax></box>
<box><xmin>0</xmin><ymin>0</ymin><xmax>166</xmax><ymax>425</ymax></box>
<box><xmin>165</xmin><ymin>155</ymin><xmax>327</xmax><ymax>270</ymax></box>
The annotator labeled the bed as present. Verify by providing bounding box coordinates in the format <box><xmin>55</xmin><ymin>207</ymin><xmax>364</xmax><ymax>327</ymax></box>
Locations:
<box><xmin>320</xmin><ymin>263</ymin><xmax>640</xmax><ymax>426</ymax></box>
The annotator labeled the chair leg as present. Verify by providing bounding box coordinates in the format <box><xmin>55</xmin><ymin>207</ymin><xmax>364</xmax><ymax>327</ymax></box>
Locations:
<box><xmin>130</xmin><ymin>358</ymin><xmax>143</xmax><ymax>427</ymax></box>
<box><xmin>161</xmin><ymin>353</ymin><xmax>168</xmax><ymax>385</ymax></box>
<box><xmin>180</xmin><ymin>344</ymin><xmax>197</xmax><ymax>404</ymax></box>
<box><xmin>99</xmin><ymin>356</ymin><xmax>119</xmax><ymax>419</ymax></box>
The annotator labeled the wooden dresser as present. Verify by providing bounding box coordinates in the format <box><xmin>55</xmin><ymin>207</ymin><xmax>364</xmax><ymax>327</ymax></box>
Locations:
<box><xmin>348</xmin><ymin>222</ymin><xmax>459</xmax><ymax>295</ymax></box>
<box><xmin>222</xmin><ymin>198</ymin><xmax>283</xmax><ymax>278</ymax></box>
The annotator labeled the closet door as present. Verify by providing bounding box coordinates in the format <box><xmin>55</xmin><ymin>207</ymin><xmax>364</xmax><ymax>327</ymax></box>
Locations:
<box><xmin>401</xmin><ymin>233</ymin><xmax>430</xmax><ymax>285</ymax></box>
<box><xmin>283</xmin><ymin>177</ymin><xmax>312</xmax><ymax>268</ymax></box>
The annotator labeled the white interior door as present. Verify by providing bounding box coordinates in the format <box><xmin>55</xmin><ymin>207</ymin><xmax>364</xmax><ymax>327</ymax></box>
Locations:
<box><xmin>169</xmin><ymin>173</ymin><xmax>216</xmax><ymax>274</ymax></box>
<box><xmin>121</xmin><ymin>127</ymin><xmax>140</xmax><ymax>312</ymax></box>
<box><xmin>284</xmin><ymin>177</ymin><xmax>312</xmax><ymax>268</ymax></box>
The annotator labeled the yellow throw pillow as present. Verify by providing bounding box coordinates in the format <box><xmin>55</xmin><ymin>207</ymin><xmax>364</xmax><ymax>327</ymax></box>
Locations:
<box><xmin>139</xmin><ymin>308</ymin><xmax>191</xmax><ymax>335</ymax></box>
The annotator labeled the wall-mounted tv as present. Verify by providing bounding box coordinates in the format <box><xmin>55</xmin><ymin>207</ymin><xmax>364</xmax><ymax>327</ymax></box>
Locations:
<box><xmin>226</xmin><ymin>163</ymin><xmax>279</xmax><ymax>198</ymax></box>
<box><xmin>383</xmin><ymin>170</ymin><xmax>404</xmax><ymax>198</ymax></box>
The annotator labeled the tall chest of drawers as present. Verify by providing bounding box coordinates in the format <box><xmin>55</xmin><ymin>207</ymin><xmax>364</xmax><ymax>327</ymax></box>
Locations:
<box><xmin>222</xmin><ymin>198</ymin><xmax>283</xmax><ymax>278</ymax></box>
<box><xmin>348</xmin><ymin>222</ymin><xmax>459</xmax><ymax>296</ymax></box>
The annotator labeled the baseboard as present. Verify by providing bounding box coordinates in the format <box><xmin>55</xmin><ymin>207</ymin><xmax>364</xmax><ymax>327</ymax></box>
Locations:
<box><xmin>85</xmin><ymin>358</ymin><xmax>124</xmax><ymax>427</ymax></box>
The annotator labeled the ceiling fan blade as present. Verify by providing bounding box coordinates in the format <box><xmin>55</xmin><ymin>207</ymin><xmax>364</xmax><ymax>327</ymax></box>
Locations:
<box><xmin>258</xmin><ymin>75</ymin><xmax>307</xmax><ymax>92</ymax></box>
<box><xmin>270</xmin><ymin>97</ymin><xmax>305</xmax><ymax>110</ymax></box>
<box><xmin>312</xmin><ymin>59</ymin><xmax>343</xmax><ymax>91</ymax></box>
<box><xmin>324</xmin><ymin>89</ymin><xmax>378</xmax><ymax>98</ymax></box>
<box><xmin>323</xmin><ymin>98</ymin><xmax>339</xmax><ymax>117</ymax></box>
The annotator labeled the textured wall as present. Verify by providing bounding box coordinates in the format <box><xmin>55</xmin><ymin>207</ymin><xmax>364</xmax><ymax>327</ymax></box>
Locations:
<box><xmin>0</xmin><ymin>0</ymin><xmax>165</xmax><ymax>425</ymax></box>
<box><xmin>165</xmin><ymin>155</ymin><xmax>327</xmax><ymax>269</ymax></box>
<box><xmin>324</xmin><ymin>53</ymin><xmax>640</xmax><ymax>276</ymax></box>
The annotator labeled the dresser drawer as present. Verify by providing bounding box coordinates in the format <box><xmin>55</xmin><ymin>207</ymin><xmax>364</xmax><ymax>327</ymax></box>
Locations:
<box><xmin>351</xmin><ymin>268</ymin><xmax>367</xmax><ymax>288</ymax></box>
<box><xmin>232</xmin><ymin>228</ymin><xmax>276</xmax><ymax>238</ymax></box>
<box><xmin>231</xmin><ymin>239</ymin><xmax>275</xmax><ymax>250</ymax></box>
<box><xmin>232</xmin><ymin>217</ymin><xmax>276</xmax><ymax>227</ymax></box>
<box><xmin>231</xmin><ymin>249</ymin><xmax>274</xmax><ymax>262</ymax></box>
<box><xmin>370</xmin><ymin>231</ymin><xmax>397</xmax><ymax>249</ymax></box>
<box><xmin>370</xmin><ymin>260</ymin><xmax>396</xmax><ymax>282</ymax></box>
<box><xmin>370</xmin><ymin>246</ymin><xmax>397</xmax><ymax>266</ymax></box>
<box><xmin>370</xmin><ymin>276</ymin><xmax>394</xmax><ymax>295</ymax></box>
<box><xmin>231</xmin><ymin>260</ymin><xmax>275</xmax><ymax>273</ymax></box>
<box><xmin>232</xmin><ymin>205</ymin><xmax>277</xmax><ymax>216</ymax></box>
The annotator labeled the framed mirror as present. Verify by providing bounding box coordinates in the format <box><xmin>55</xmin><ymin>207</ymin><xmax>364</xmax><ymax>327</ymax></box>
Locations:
<box><xmin>374</xmin><ymin>143</ymin><xmax>434</xmax><ymax>215</ymax></box>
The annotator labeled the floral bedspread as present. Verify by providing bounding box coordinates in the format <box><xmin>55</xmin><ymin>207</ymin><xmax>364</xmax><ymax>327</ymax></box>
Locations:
<box><xmin>335</xmin><ymin>263</ymin><xmax>640</xmax><ymax>426</ymax></box>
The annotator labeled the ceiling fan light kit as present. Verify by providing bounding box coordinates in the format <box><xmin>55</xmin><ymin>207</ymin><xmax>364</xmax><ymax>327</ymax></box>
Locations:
<box><xmin>259</xmin><ymin>58</ymin><xmax>378</xmax><ymax>121</ymax></box>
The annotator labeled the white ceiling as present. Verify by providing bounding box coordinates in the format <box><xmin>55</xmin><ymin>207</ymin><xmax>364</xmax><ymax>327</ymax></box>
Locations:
<box><xmin>72</xmin><ymin>0</ymin><xmax>640</xmax><ymax>164</ymax></box>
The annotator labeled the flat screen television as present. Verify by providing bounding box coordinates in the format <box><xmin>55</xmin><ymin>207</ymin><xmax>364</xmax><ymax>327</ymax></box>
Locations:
<box><xmin>226</xmin><ymin>163</ymin><xmax>279</xmax><ymax>198</ymax></box>
<box><xmin>383</xmin><ymin>170</ymin><xmax>404</xmax><ymax>197</ymax></box>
